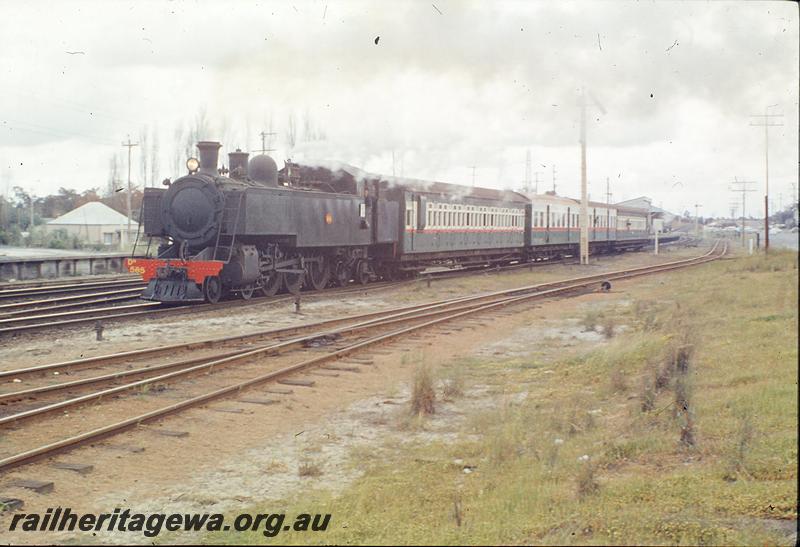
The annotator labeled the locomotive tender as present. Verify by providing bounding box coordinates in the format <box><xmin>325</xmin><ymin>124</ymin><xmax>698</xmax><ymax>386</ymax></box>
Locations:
<box><xmin>126</xmin><ymin>141</ymin><xmax>665</xmax><ymax>303</ymax></box>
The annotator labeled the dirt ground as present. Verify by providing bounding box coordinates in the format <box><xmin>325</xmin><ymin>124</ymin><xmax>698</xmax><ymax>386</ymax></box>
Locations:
<box><xmin>0</xmin><ymin>244</ymin><xmax>710</xmax><ymax>544</ymax></box>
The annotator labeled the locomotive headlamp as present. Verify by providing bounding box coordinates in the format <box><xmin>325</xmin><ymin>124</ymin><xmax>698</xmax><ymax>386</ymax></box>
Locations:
<box><xmin>186</xmin><ymin>157</ymin><xmax>200</xmax><ymax>173</ymax></box>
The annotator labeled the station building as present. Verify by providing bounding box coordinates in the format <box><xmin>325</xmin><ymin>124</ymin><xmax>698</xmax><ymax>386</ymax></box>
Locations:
<box><xmin>45</xmin><ymin>201</ymin><xmax>138</xmax><ymax>246</ymax></box>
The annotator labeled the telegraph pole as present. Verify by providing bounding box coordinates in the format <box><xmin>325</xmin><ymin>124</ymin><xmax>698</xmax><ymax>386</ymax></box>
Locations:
<box><xmin>694</xmin><ymin>203</ymin><xmax>702</xmax><ymax>238</ymax></box>
<box><xmin>578</xmin><ymin>88</ymin><xmax>606</xmax><ymax>265</ymax></box>
<box><xmin>580</xmin><ymin>90</ymin><xmax>589</xmax><ymax>264</ymax></box>
<box><xmin>750</xmin><ymin>105</ymin><xmax>783</xmax><ymax>253</ymax></box>
<box><xmin>533</xmin><ymin>171</ymin><xmax>543</xmax><ymax>194</ymax></box>
<box><xmin>730</xmin><ymin>178</ymin><xmax>757</xmax><ymax>247</ymax></box>
<box><xmin>605</xmin><ymin>177</ymin><xmax>612</xmax><ymax>204</ymax></box>
<box><xmin>121</xmin><ymin>136</ymin><xmax>139</xmax><ymax>246</ymax></box>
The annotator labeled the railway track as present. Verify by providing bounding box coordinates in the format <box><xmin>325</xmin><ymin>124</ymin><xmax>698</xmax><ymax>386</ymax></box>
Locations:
<box><xmin>0</xmin><ymin>237</ymin><xmax>692</xmax><ymax>336</ymax></box>
<box><xmin>0</xmin><ymin>255</ymin><xmax>575</xmax><ymax>336</ymax></box>
<box><xmin>0</xmin><ymin>276</ymin><xmax>145</xmax><ymax>300</ymax></box>
<box><xmin>0</xmin><ymin>241</ymin><xmax>725</xmax><ymax>473</ymax></box>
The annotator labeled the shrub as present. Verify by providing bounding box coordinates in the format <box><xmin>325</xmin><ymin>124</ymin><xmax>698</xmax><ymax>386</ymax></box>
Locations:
<box><xmin>576</xmin><ymin>462</ymin><xmax>599</xmax><ymax>498</ymax></box>
<box><xmin>410</xmin><ymin>365</ymin><xmax>436</xmax><ymax>416</ymax></box>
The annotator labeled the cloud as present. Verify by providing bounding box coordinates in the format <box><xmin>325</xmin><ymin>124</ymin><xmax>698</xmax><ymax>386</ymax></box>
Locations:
<box><xmin>0</xmin><ymin>0</ymin><xmax>797</xmax><ymax>217</ymax></box>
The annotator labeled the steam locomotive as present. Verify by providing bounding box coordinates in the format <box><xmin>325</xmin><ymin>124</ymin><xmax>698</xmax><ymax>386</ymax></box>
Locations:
<box><xmin>125</xmin><ymin>141</ymin><xmax>669</xmax><ymax>303</ymax></box>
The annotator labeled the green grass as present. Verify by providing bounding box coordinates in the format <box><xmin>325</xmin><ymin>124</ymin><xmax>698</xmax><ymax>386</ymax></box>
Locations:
<box><xmin>216</xmin><ymin>250</ymin><xmax>798</xmax><ymax>545</ymax></box>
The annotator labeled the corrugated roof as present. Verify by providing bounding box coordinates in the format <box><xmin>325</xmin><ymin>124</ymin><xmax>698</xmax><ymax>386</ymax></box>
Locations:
<box><xmin>47</xmin><ymin>201</ymin><xmax>138</xmax><ymax>226</ymax></box>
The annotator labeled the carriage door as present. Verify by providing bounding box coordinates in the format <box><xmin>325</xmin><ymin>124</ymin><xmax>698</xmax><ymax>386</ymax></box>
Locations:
<box><xmin>567</xmin><ymin>206</ymin><xmax>571</xmax><ymax>242</ymax></box>
<box><xmin>406</xmin><ymin>193</ymin><xmax>416</xmax><ymax>252</ymax></box>
<box><xmin>545</xmin><ymin>205</ymin><xmax>550</xmax><ymax>243</ymax></box>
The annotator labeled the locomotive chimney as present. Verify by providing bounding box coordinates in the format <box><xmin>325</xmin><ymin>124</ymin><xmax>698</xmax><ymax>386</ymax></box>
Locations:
<box><xmin>196</xmin><ymin>141</ymin><xmax>222</xmax><ymax>175</ymax></box>
<box><xmin>228</xmin><ymin>149</ymin><xmax>250</xmax><ymax>179</ymax></box>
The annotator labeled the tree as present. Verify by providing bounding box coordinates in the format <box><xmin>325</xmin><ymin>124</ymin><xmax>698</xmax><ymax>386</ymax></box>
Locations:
<box><xmin>13</xmin><ymin>186</ymin><xmax>34</xmax><ymax>230</ymax></box>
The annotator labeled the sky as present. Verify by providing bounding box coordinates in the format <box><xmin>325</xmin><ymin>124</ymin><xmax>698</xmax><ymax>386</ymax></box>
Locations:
<box><xmin>0</xmin><ymin>0</ymin><xmax>797</xmax><ymax>218</ymax></box>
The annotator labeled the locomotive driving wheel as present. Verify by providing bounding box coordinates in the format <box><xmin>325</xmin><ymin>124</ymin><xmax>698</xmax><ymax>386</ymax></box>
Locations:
<box><xmin>258</xmin><ymin>271</ymin><xmax>283</xmax><ymax>297</ymax></box>
<box><xmin>203</xmin><ymin>276</ymin><xmax>222</xmax><ymax>304</ymax></box>
<box><xmin>355</xmin><ymin>259</ymin><xmax>370</xmax><ymax>285</ymax></box>
<box><xmin>283</xmin><ymin>259</ymin><xmax>304</xmax><ymax>294</ymax></box>
<box><xmin>304</xmin><ymin>255</ymin><xmax>330</xmax><ymax>291</ymax></box>
<box><xmin>333</xmin><ymin>261</ymin><xmax>350</xmax><ymax>287</ymax></box>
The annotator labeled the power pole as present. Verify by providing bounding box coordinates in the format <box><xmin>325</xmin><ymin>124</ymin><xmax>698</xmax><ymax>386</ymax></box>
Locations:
<box><xmin>694</xmin><ymin>203</ymin><xmax>702</xmax><ymax>238</ymax></box>
<box><xmin>578</xmin><ymin>87</ymin><xmax>606</xmax><ymax>265</ymax></box>
<box><xmin>750</xmin><ymin>105</ymin><xmax>783</xmax><ymax>253</ymax></box>
<box><xmin>730</xmin><ymin>178</ymin><xmax>757</xmax><ymax>247</ymax></box>
<box><xmin>533</xmin><ymin>171</ymin><xmax>543</xmax><ymax>194</ymax></box>
<box><xmin>121</xmin><ymin>136</ymin><xmax>139</xmax><ymax>247</ymax></box>
<box><xmin>552</xmin><ymin>164</ymin><xmax>557</xmax><ymax>193</ymax></box>
<box><xmin>605</xmin><ymin>177</ymin><xmax>612</xmax><ymax>204</ymax></box>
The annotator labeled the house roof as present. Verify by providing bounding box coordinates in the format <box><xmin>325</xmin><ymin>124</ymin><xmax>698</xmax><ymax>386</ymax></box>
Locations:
<box><xmin>47</xmin><ymin>201</ymin><xmax>138</xmax><ymax>227</ymax></box>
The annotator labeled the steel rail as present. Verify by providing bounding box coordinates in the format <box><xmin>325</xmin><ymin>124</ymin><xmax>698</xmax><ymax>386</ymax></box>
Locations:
<box><xmin>0</xmin><ymin>287</ymin><xmax>144</xmax><ymax>313</ymax></box>
<box><xmin>0</xmin><ymin>294</ymin><xmax>143</xmax><ymax>319</ymax></box>
<box><xmin>0</xmin><ymin>301</ymin><xmax>162</xmax><ymax>327</ymax></box>
<box><xmin>0</xmin><ymin>278</ymin><xmax>618</xmax><ymax>405</ymax></box>
<box><xmin>0</xmin><ymin>288</ymin><xmax>551</xmax><ymax>412</ymax></box>
<box><xmin>0</xmin><ymin>241</ymin><xmax>724</xmax><ymax>472</ymax></box>
<box><xmin>0</xmin><ymin>278</ymin><xmax>144</xmax><ymax>299</ymax></box>
<box><xmin>0</xmin><ymin>243</ymin><xmax>722</xmax><ymax>423</ymax></box>
<box><xmin>0</xmin><ymin>263</ymin><xmax>492</xmax><ymax>336</ymax></box>
<box><xmin>0</xmin><ymin>242</ymin><xmax>719</xmax><ymax>380</ymax></box>
<box><xmin>0</xmin><ymin>244</ymin><xmax>686</xmax><ymax>336</ymax></box>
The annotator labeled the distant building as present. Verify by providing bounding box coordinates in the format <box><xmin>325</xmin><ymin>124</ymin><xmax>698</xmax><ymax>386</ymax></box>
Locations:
<box><xmin>45</xmin><ymin>202</ymin><xmax>138</xmax><ymax>246</ymax></box>
<box><xmin>615</xmin><ymin>196</ymin><xmax>677</xmax><ymax>225</ymax></box>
